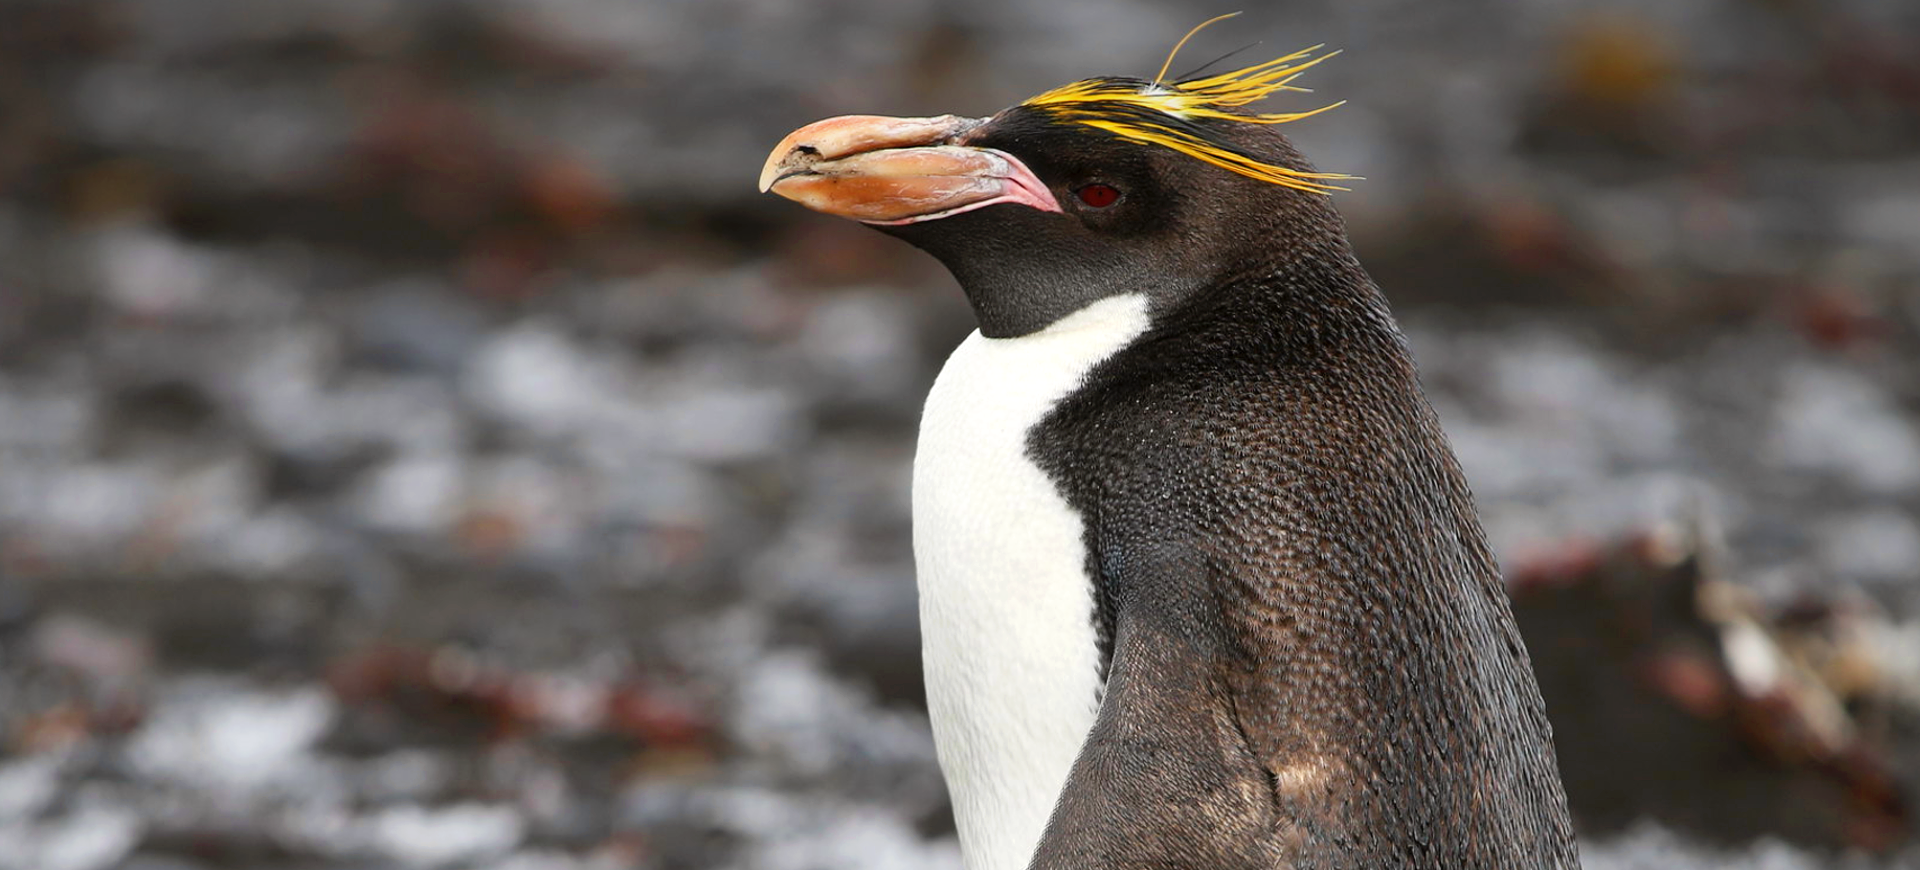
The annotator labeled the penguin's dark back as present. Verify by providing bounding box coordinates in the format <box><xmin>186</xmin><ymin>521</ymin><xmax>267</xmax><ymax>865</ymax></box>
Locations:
<box><xmin>1026</xmin><ymin>245</ymin><xmax>1580</xmax><ymax>867</ymax></box>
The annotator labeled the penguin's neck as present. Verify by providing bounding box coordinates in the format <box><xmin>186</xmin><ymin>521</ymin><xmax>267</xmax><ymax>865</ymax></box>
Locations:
<box><xmin>912</xmin><ymin>293</ymin><xmax>1153</xmax><ymax>870</ymax></box>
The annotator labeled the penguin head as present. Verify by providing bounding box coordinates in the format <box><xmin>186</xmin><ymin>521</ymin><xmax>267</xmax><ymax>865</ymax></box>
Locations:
<box><xmin>761</xmin><ymin>49</ymin><xmax>1352</xmax><ymax>338</ymax></box>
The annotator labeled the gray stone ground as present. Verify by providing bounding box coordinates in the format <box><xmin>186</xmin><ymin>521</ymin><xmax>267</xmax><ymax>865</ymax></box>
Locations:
<box><xmin>1</xmin><ymin>0</ymin><xmax>1918</xmax><ymax>867</ymax></box>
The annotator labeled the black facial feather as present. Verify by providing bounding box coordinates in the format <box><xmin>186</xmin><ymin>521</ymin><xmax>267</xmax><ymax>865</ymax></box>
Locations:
<box><xmin>882</xmin><ymin>106</ymin><xmax>1337</xmax><ymax>338</ymax></box>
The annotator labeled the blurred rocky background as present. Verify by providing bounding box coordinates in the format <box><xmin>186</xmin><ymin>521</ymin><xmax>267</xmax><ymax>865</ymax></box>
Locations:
<box><xmin>1</xmin><ymin>0</ymin><xmax>1918</xmax><ymax>868</ymax></box>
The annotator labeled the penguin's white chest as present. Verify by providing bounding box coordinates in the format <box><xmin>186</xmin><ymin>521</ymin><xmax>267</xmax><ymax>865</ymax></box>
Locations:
<box><xmin>912</xmin><ymin>294</ymin><xmax>1152</xmax><ymax>870</ymax></box>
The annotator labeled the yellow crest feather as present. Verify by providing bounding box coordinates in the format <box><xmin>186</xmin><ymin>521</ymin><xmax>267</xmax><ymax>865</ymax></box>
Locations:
<box><xmin>1016</xmin><ymin>15</ymin><xmax>1352</xmax><ymax>194</ymax></box>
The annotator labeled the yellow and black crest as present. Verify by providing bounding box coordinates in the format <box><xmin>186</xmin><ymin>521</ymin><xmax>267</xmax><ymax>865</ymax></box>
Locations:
<box><xmin>1016</xmin><ymin>14</ymin><xmax>1352</xmax><ymax>194</ymax></box>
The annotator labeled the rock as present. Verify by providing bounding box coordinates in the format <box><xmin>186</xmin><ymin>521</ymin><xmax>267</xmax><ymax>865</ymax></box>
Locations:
<box><xmin>0</xmin><ymin>793</ymin><xmax>145</xmax><ymax>870</ymax></box>
<box><xmin>126</xmin><ymin>679</ymin><xmax>336</xmax><ymax>794</ymax></box>
<box><xmin>363</xmin><ymin>802</ymin><xmax>526</xmax><ymax>867</ymax></box>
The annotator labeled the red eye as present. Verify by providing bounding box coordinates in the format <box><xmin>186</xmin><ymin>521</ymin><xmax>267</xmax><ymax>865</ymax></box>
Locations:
<box><xmin>1075</xmin><ymin>183</ymin><xmax>1121</xmax><ymax>208</ymax></box>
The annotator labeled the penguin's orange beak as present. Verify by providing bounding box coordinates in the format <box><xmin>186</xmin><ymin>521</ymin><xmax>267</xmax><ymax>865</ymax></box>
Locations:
<box><xmin>759</xmin><ymin>114</ymin><xmax>1061</xmax><ymax>224</ymax></box>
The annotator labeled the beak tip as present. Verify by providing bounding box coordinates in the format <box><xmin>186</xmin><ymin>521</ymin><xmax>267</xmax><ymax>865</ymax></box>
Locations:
<box><xmin>757</xmin><ymin>154</ymin><xmax>788</xmax><ymax>195</ymax></box>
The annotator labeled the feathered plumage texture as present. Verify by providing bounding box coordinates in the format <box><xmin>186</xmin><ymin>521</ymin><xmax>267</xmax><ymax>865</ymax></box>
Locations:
<box><xmin>1016</xmin><ymin>16</ymin><xmax>1352</xmax><ymax>193</ymax></box>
